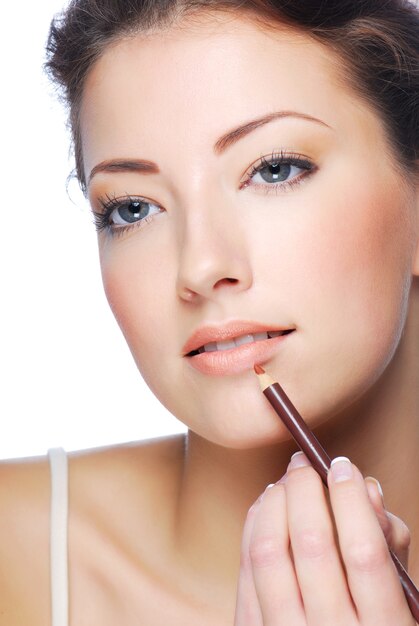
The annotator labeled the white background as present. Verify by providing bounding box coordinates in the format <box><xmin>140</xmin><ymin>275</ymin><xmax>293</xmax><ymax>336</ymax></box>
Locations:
<box><xmin>0</xmin><ymin>0</ymin><xmax>186</xmax><ymax>459</ymax></box>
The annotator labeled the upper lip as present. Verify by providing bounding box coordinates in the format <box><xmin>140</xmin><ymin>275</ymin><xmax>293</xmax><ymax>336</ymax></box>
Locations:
<box><xmin>182</xmin><ymin>320</ymin><xmax>294</xmax><ymax>355</ymax></box>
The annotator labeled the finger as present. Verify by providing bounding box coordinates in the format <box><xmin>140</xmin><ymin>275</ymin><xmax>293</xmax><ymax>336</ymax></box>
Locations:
<box><xmin>285</xmin><ymin>452</ymin><xmax>357</xmax><ymax>626</ymax></box>
<box><xmin>365</xmin><ymin>477</ymin><xmax>411</xmax><ymax>569</ymax></box>
<box><xmin>385</xmin><ymin>512</ymin><xmax>411</xmax><ymax>570</ymax></box>
<box><xmin>250</xmin><ymin>481</ymin><xmax>306</xmax><ymax>625</ymax></box>
<box><xmin>234</xmin><ymin>501</ymin><xmax>264</xmax><ymax>626</ymax></box>
<box><xmin>328</xmin><ymin>458</ymin><xmax>413</xmax><ymax>625</ymax></box>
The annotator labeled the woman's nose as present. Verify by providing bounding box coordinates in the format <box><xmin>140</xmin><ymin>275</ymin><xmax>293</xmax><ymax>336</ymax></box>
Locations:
<box><xmin>175</xmin><ymin>205</ymin><xmax>253</xmax><ymax>303</ymax></box>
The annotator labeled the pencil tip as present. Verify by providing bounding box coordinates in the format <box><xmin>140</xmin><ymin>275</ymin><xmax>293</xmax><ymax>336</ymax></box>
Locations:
<box><xmin>254</xmin><ymin>364</ymin><xmax>265</xmax><ymax>375</ymax></box>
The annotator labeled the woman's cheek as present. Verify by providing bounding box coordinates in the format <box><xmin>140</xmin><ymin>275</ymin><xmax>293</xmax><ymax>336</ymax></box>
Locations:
<box><xmin>99</xmin><ymin>241</ymin><xmax>172</xmax><ymax>368</ymax></box>
<box><xmin>302</xmin><ymin>176</ymin><xmax>411</xmax><ymax>391</ymax></box>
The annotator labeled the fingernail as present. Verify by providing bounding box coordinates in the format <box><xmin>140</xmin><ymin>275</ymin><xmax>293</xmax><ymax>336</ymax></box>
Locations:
<box><xmin>288</xmin><ymin>451</ymin><xmax>310</xmax><ymax>470</ymax></box>
<box><xmin>256</xmin><ymin>483</ymin><xmax>276</xmax><ymax>504</ymax></box>
<box><xmin>276</xmin><ymin>473</ymin><xmax>287</xmax><ymax>485</ymax></box>
<box><xmin>376</xmin><ymin>479</ymin><xmax>384</xmax><ymax>499</ymax></box>
<box><xmin>365</xmin><ymin>476</ymin><xmax>384</xmax><ymax>503</ymax></box>
<box><xmin>330</xmin><ymin>456</ymin><xmax>353</xmax><ymax>482</ymax></box>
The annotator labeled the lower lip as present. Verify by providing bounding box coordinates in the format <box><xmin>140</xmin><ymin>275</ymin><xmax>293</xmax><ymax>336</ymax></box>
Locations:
<box><xmin>185</xmin><ymin>331</ymin><xmax>295</xmax><ymax>376</ymax></box>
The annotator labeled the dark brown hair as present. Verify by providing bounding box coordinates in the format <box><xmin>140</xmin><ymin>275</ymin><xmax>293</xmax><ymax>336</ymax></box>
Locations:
<box><xmin>45</xmin><ymin>0</ymin><xmax>419</xmax><ymax>192</ymax></box>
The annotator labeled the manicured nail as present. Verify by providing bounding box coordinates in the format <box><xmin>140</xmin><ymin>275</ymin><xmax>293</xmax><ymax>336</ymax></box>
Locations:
<box><xmin>365</xmin><ymin>476</ymin><xmax>384</xmax><ymax>503</ymax></box>
<box><xmin>288</xmin><ymin>451</ymin><xmax>310</xmax><ymax>470</ymax></box>
<box><xmin>256</xmin><ymin>483</ymin><xmax>276</xmax><ymax>504</ymax></box>
<box><xmin>375</xmin><ymin>478</ymin><xmax>384</xmax><ymax>498</ymax></box>
<box><xmin>330</xmin><ymin>457</ymin><xmax>353</xmax><ymax>482</ymax></box>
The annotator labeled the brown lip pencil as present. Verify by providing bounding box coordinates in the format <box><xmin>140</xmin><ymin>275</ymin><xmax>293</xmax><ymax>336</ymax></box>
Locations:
<box><xmin>253</xmin><ymin>364</ymin><xmax>419</xmax><ymax>622</ymax></box>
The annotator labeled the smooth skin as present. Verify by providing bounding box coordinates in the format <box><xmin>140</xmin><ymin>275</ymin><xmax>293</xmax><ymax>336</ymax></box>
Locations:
<box><xmin>1</xmin><ymin>9</ymin><xmax>418</xmax><ymax>625</ymax></box>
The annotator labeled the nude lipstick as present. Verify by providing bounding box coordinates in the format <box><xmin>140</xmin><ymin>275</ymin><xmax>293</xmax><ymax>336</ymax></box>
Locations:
<box><xmin>183</xmin><ymin>320</ymin><xmax>295</xmax><ymax>376</ymax></box>
<box><xmin>253</xmin><ymin>364</ymin><xmax>419</xmax><ymax>622</ymax></box>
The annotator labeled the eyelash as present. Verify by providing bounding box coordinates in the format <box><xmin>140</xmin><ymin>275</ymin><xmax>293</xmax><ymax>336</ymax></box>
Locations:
<box><xmin>242</xmin><ymin>149</ymin><xmax>315</xmax><ymax>195</ymax></box>
<box><xmin>92</xmin><ymin>194</ymin><xmax>156</xmax><ymax>237</ymax></box>
<box><xmin>92</xmin><ymin>150</ymin><xmax>315</xmax><ymax>236</ymax></box>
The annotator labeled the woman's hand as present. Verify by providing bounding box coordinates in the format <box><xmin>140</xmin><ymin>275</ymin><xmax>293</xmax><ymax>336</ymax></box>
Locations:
<box><xmin>234</xmin><ymin>453</ymin><xmax>414</xmax><ymax>625</ymax></box>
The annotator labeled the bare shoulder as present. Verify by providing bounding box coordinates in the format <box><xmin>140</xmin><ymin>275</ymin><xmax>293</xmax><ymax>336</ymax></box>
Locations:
<box><xmin>0</xmin><ymin>453</ymin><xmax>51</xmax><ymax>624</ymax></box>
<box><xmin>67</xmin><ymin>433</ymin><xmax>186</xmax><ymax>558</ymax></box>
<box><xmin>67</xmin><ymin>432</ymin><xmax>186</xmax><ymax>505</ymax></box>
<box><xmin>0</xmin><ymin>434</ymin><xmax>186</xmax><ymax>625</ymax></box>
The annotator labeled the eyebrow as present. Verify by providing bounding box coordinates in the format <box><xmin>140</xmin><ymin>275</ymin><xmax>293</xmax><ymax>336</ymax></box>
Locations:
<box><xmin>87</xmin><ymin>110</ymin><xmax>331</xmax><ymax>185</ymax></box>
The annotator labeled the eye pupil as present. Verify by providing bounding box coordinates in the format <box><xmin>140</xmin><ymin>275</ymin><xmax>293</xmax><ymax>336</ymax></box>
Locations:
<box><xmin>261</xmin><ymin>162</ymin><xmax>291</xmax><ymax>183</ymax></box>
<box><xmin>130</xmin><ymin>202</ymin><xmax>141</xmax><ymax>216</ymax></box>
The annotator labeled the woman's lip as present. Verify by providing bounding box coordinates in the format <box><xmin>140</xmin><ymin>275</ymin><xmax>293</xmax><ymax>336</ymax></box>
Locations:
<box><xmin>182</xmin><ymin>321</ymin><xmax>294</xmax><ymax>355</ymax></box>
<box><xmin>184</xmin><ymin>331</ymin><xmax>295</xmax><ymax>376</ymax></box>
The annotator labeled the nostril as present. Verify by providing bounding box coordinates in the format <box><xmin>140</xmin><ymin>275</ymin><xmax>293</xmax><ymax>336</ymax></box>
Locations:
<box><xmin>215</xmin><ymin>277</ymin><xmax>238</xmax><ymax>287</ymax></box>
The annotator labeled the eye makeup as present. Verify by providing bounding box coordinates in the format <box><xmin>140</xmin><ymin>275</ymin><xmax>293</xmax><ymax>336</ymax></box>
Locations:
<box><xmin>91</xmin><ymin>149</ymin><xmax>316</xmax><ymax>234</ymax></box>
<box><xmin>91</xmin><ymin>193</ymin><xmax>162</xmax><ymax>235</ymax></box>
<box><xmin>253</xmin><ymin>364</ymin><xmax>419</xmax><ymax>622</ymax></box>
<box><xmin>240</xmin><ymin>149</ymin><xmax>315</xmax><ymax>194</ymax></box>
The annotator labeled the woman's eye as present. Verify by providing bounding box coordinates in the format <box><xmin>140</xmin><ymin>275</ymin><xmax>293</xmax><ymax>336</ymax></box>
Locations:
<box><xmin>92</xmin><ymin>196</ymin><xmax>163</xmax><ymax>234</ymax></box>
<box><xmin>251</xmin><ymin>162</ymin><xmax>300</xmax><ymax>184</ymax></box>
<box><xmin>244</xmin><ymin>153</ymin><xmax>314</xmax><ymax>191</ymax></box>
<box><xmin>110</xmin><ymin>200</ymin><xmax>161</xmax><ymax>226</ymax></box>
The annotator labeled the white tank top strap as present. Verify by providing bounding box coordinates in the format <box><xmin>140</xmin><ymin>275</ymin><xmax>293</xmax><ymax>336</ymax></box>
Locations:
<box><xmin>48</xmin><ymin>447</ymin><xmax>69</xmax><ymax>626</ymax></box>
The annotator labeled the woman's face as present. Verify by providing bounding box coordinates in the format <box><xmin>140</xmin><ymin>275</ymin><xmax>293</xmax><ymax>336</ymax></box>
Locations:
<box><xmin>81</xmin><ymin>13</ymin><xmax>418</xmax><ymax>448</ymax></box>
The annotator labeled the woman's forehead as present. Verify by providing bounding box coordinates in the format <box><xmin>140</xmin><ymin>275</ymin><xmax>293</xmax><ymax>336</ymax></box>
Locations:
<box><xmin>81</xmin><ymin>16</ymin><xmax>337</xmax><ymax>114</ymax></box>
